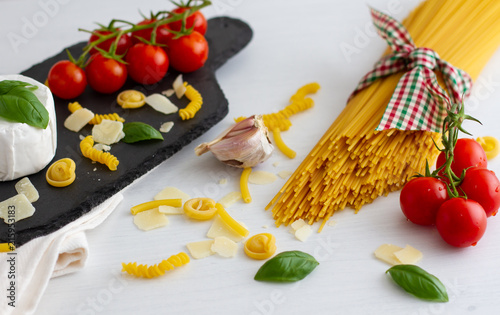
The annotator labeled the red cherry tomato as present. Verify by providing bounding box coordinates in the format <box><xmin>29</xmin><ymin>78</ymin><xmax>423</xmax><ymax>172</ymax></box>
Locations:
<box><xmin>125</xmin><ymin>43</ymin><xmax>169</xmax><ymax>85</ymax></box>
<box><xmin>168</xmin><ymin>7</ymin><xmax>207</xmax><ymax>35</ymax></box>
<box><xmin>47</xmin><ymin>60</ymin><xmax>87</xmax><ymax>99</ymax></box>
<box><xmin>435</xmin><ymin>198</ymin><xmax>487</xmax><ymax>247</ymax></box>
<box><xmin>85</xmin><ymin>54</ymin><xmax>127</xmax><ymax>94</ymax></box>
<box><xmin>399</xmin><ymin>177</ymin><xmax>448</xmax><ymax>225</ymax></box>
<box><xmin>461</xmin><ymin>167</ymin><xmax>500</xmax><ymax>217</ymax></box>
<box><xmin>166</xmin><ymin>31</ymin><xmax>208</xmax><ymax>73</ymax></box>
<box><xmin>88</xmin><ymin>30</ymin><xmax>133</xmax><ymax>55</ymax></box>
<box><xmin>131</xmin><ymin>19</ymin><xmax>173</xmax><ymax>46</ymax></box>
<box><xmin>436</xmin><ymin>138</ymin><xmax>487</xmax><ymax>177</ymax></box>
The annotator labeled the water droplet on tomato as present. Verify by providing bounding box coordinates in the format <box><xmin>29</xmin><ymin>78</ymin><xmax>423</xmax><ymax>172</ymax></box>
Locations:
<box><xmin>438</xmin><ymin>187</ymin><xmax>443</xmax><ymax>191</ymax></box>
<box><xmin>471</xmin><ymin>242</ymin><xmax>478</xmax><ymax>246</ymax></box>
<box><xmin>495</xmin><ymin>186</ymin><xmax>499</xmax><ymax>193</ymax></box>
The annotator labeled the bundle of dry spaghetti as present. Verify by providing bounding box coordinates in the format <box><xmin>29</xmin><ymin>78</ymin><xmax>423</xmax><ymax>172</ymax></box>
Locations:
<box><xmin>267</xmin><ymin>0</ymin><xmax>500</xmax><ymax>231</ymax></box>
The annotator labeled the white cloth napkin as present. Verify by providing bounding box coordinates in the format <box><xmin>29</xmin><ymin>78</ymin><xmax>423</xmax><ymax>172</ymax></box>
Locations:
<box><xmin>0</xmin><ymin>193</ymin><xmax>123</xmax><ymax>315</ymax></box>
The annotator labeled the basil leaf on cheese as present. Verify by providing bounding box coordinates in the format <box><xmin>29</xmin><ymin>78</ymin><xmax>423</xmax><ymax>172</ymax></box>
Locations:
<box><xmin>386</xmin><ymin>264</ymin><xmax>448</xmax><ymax>302</ymax></box>
<box><xmin>0</xmin><ymin>80</ymin><xmax>49</xmax><ymax>129</ymax></box>
<box><xmin>122</xmin><ymin>122</ymin><xmax>164</xmax><ymax>143</ymax></box>
<box><xmin>254</xmin><ymin>251</ymin><xmax>319</xmax><ymax>282</ymax></box>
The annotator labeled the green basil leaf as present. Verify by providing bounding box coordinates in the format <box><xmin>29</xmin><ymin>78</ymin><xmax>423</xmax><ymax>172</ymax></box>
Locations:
<box><xmin>386</xmin><ymin>264</ymin><xmax>448</xmax><ymax>302</ymax></box>
<box><xmin>122</xmin><ymin>122</ymin><xmax>164</xmax><ymax>143</ymax></box>
<box><xmin>254</xmin><ymin>251</ymin><xmax>319</xmax><ymax>282</ymax></box>
<box><xmin>0</xmin><ymin>81</ymin><xmax>49</xmax><ymax>129</ymax></box>
<box><xmin>0</xmin><ymin>80</ymin><xmax>37</xmax><ymax>95</ymax></box>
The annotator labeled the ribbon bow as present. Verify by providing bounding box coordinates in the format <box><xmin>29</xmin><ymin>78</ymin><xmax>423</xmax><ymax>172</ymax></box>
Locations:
<box><xmin>348</xmin><ymin>8</ymin><xmax>473</xmax><ymax>132</ymax></box>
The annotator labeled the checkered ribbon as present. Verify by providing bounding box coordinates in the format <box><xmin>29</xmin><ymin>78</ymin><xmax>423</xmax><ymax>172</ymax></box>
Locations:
<box><xmin>348</xmin><ymin>8</ymin><xmax>473</xmax><ymax>132</ymax></box>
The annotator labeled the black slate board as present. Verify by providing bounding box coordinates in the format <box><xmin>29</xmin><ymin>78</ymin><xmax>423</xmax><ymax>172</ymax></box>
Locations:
<box><xmin>0</xmin><ymin>17</ymin><xmax>253</xmax><ymax>247</ymax></box>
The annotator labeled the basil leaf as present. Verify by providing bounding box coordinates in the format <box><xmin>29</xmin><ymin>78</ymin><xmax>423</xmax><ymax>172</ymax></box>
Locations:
<box><xmin>386</xmin><ymin>264</ymin><xmax>448</xmax><ymax>302</ymax></box>
<box><xmin>0</xmin><ymin>80</ymin><xmax>49</xmax><ymax>129</ymax></box>
<box><xmin>122</xmin><ymin>122</ymin><xmax>164</xmax><ymax>143</ymax></box>
<box><xmin>0</xmin><ymin>80</ymin><xmax>37</xmax><ymax>95</ymax></box>
<box><xmin>254</xmin><ymin>251</ymin><xmax>319</xmax><ymax>282</ymax></box>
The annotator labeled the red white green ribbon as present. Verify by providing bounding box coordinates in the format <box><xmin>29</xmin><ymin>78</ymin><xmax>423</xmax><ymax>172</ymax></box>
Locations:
<box><xmin>348</xmin><ymin>8</ymin><xmax>473</xmax><ymax>132</ymax></box>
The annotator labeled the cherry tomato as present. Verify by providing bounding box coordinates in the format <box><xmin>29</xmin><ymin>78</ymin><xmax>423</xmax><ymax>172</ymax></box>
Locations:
<box><xmin>168</xmin><ymin>7</ymin><xmax>207</xmax><ymax>35</ymax></box>
<box><xmin>166</xmin><ymin>31</ymin><xmax>208</xmax><ymax>73</ymax></box>
<box><xmin>88</xmin><ymin>30</ymin><xmax>133</xmax><ymax>55</ymax></box>
<box><xmin>399</xmin><ymin>177</ymin><xmax>448</xmax><ymax>225</ymax></box>
<box><xmin>47</xmin><ymin>60</ymin><xmax>87</xmax><ymax>99</ymax></box>
<box><xmin>125</xmin><ymin>43</ymin><xmax>169</xmax><ymax>85</ymax></box>
<box><xmin>131</xmin><ymin>19</ymin><xmax>173</xmax><ymax>46</ymax></box>
<box><xmin>461</xmin><ymin>167</ymin><xmax>500</xmax><ymax>217</ymax></box>
<box><xmin>436</xmin><ymin>138</ymin><xmax>487</xmax><ymax>177</ymax></box>
<box><xmin>435</xmin><ymin>198</ymin><xmax>487</xmax><ymax>247</ymax></box>
<box><xmin>85</xmin><ymin>54</ymin><xmax>127</xmax><ymax>94</ymax></box>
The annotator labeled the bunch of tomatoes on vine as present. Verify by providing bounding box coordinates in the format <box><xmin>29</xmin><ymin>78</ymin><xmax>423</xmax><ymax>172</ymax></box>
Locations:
<box><xmin>46</xmin><ymin>0</ymin><xmax>211</xmax><ymax>100</ymax></box>
<box><xmin>400</xmin><ymin>101</ymin><xmax>500</xmax><ymax>247</ymax></box>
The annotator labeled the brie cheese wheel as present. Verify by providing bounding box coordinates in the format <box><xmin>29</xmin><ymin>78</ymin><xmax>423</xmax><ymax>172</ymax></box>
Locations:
<box><xmin>0</xmin><ymin>74</ymin><xmax>57</xmax><ymax>181</ymax></box>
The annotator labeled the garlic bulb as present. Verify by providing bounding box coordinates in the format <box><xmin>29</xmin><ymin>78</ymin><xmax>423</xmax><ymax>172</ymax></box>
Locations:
<box><xmin>195</xmin><ymin>115</ymin><xmax>274</xmax><ymax>168</ymax></box>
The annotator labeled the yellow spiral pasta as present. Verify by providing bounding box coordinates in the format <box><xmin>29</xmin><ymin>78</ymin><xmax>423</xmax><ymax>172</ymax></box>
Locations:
<box><xmin>80</xmin><ymin>136</ymin><xmax>119</xmax><ymax>171</ymax></box>
<box><xmin>89</xmin><ymin>113</ymin><xmax>125</xmax><ymax>125</ymax></box>
<box><xmin>68</xmin><ymin>101</ymin><xmax>83</xmax><ymax>113</ymax></box>
<box><xmin>179</xmin><ymin>82</ymin><xmax>203</xmax><ymax>120</ymax></box>
<box><xmin>121</xmin><ymin>252</ymin><xmax>190</xmax><ymax>278</ymax></box>
<box><xmin>289</xmin><ymin>82</ymin><xmax>321</xmax><ymax>103</ymax></box>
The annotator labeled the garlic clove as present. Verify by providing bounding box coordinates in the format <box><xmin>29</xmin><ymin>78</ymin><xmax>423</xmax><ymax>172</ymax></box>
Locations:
<box><xmin>195</xmin><ymin>115</ymin><xmax>274</xmax><ymax>168</ymax></box>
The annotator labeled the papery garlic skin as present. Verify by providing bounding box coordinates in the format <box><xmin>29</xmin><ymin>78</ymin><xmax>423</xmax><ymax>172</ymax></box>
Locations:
<box><xmin>195</xmin><ymin>115</ymin><xmax>274</xmax><ymax>168</ymax></box>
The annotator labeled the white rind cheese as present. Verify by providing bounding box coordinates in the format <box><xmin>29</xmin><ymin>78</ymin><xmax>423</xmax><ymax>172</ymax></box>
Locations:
<box><xmin>0</xmin><ymin>74</ymin><xmax>57</xmax><ymax>181</ymax></box>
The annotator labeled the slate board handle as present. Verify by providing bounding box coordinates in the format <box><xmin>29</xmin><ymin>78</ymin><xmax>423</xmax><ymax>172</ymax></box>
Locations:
<box><xmin>205</xmin><ymin>17</ymin><xmax>253</xmax><ymax>72</ymax></box>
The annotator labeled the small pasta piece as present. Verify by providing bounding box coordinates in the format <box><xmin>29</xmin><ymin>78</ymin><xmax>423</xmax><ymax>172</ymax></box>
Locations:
<box><xmin>0</xmin><ymin>243</ymin><xmax>15</xmax><ymax>252</ymax></box>
<box><xmin>183</xmin><ymin>198</ymin><xmax>217</xmax><ymax>220</ymax></box>
<box><xmin>289</xmin><ymin>82</ymin><xmax>321</xmax><ymax>103</ymax></box>
<box><xmin>130</xmin><ymin>199</ymin><xmax>183</xmax><ymax>215</ymax></box>
<box><xmin>80</xmin><ymin>136</ymin><xmax>119</xmax><ymax>171</ymax></box>
<box><xmin>215</xmin><ymin>203</ymin><xmax>249</xmax><ymax>238</ymax></box>
<box><xmin>68</xmin><ymin>101</ymin><xmax>83</xmax><ymax>113</ymax></box>
<box><xmin>244</xmin><ymin>233</ymin><xmax>277</xmax><ymax>260</ymax></box>
<box><xmin>121</xmin><ymin>252</ymin><xmax>190</xmax><ymax>278</ymax></box>
<box><xmin>240</xmin><ymin>167</ymin><xmax>252</xmax><ymax>203</ymax></box>
<box><xmin>89</xmin><ymin>113</ymin><xmax>125</xmax><ymax>125</ymax></box>
<box><xmin>117</xmin><ymin>90</ymin><xmax>146</xmax><ymax>109</ymax></box>
<box><xmin>477</xmin><ymin>136</ymin><xmax>500</xmax><ymax>160</ymax></box>
<box><xmin>271</xmin><ymin>128</ymin><xmax>296</xmax><ymax>159</ymax></box>
<box><xmin>179</xmin><ymin>82</ymin><xmax>203</xmax><ymax>120</ymax></box>
<box><xmin>46</xmin><ymin>158</ymin><xmax>76</xmax><ymax>187</ymax></box>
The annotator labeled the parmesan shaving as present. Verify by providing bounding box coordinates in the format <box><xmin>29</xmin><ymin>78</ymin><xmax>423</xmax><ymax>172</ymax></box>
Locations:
<box><xmin>133</xmin><ymin>208</ymin><xmax>169</xmax><ymax>231</ymax></box>
<box><xmin>162</xmin><ymin>89</ymin><xmax>175</xmax><ymax>97</ymax></box>
<box><xmin>374</xmin><ymin>244</ymin><xmax>404</xmax><ymax>265</ymax></box>
<box><xmin>158</xmin><ymin>205</ymin><xmax>184</xmax><ymax>215</ymax></box>
<box><xmin>294</xmin><ymin>225</ymin><xmax>312</xmax><ymax>242</ymax></box>
<box><xmin>186</xmin><ymin>240</ymin><xmax>215</xmax><ymax>259</ymax></box>
<box><xmin>92</xmin><ymin>120</ymin><xmax>124</xmax><ymax>145</ymax></box>
<box><xmin>211</xmin><ymin>236</ymin><xmax>238</xmax><ymax>258</ymax></box>
<box><xmin>394</xmin><ymin>245</ymin><xmax>423</xmax><ymax>265</ymax></box>
<box><xmin>93</xmin><ymin>143</ymin><xmax>111</xmax><ymax>152</ymax></box>
<box><xmin>154</xmin><ymin>187</ymin><xmax>191</xmax><ymax>204</ymax></box>
<box><xmin>173</xmin><ymin>74</ymin><xmax>186</xmax><ymax>99</ymax></box>
<box><xmin>0</xmin><ymin>194</ymin><xmax>35</xmax><ymax>223</ymax></box>
<box><xmin>217</xmin><ymin>191</ymin><xmax>242</xmax><ymax>208</ymax></box>
<box><xmin>145</xmin><ymin>93</ymin><xmax>178</xmax><ymax>115</ymax></box>
<box><xmin>15</xmin><ymin>177</ymin><xmax>39</xmax><ymax>203</ymax></box>
<box><xmin>277</xmin><ymin>170</ymin><xmax>293</xmax><ymax>179</ymax></box>
<box><xmin>159</xmin><ymin>121</ymin><xmax>174</xmax><ymax>133</ymax></box>
<box><xmin>248</xmin><ymin>171</ymin><xmax>278</xmax><ymax>185</ymax></box>
<box><xmin>64</xmin><ymin>108</ymin><xmax>94</xmax><ymax>132</ymax></box>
